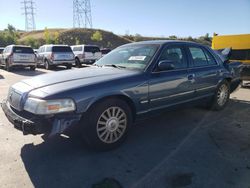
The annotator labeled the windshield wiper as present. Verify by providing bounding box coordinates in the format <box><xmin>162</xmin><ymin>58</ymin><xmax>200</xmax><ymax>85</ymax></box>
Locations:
<box><xmin>103</xmin><ymin>64</ymin><xmax>126</xmax><ymax>69</ymax></box>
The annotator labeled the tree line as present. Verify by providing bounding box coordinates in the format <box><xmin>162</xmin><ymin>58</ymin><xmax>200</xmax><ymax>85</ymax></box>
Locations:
<box><xmin>0</xmin><ymin>24</ymin><xmax>212</xmax><ymax>49</ymax></box>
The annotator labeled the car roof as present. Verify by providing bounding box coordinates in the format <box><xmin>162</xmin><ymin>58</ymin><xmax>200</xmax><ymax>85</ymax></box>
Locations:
<box><xmin>122</xmin><ymin>40</ymin><xmax>200</xmax><ymax>47</ymax></box>
<box><xmin>7</xmin><ymin>45</ymin><xmax>32</xmax><ymax>48</ymax></box>
<box><xmin>42</xmin><ymin>44</ymin><xmax>69</xmax><ymax>47</ymax></box>
<box><xmin>71</xmin><ymin>44</ymin><xmax>99</xmax><ymax>47</ymax></box>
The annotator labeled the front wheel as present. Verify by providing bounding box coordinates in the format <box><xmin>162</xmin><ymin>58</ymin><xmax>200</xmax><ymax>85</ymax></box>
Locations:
<box><xmin>66</xmin><ymin>64</ymin><xmax>72</xmax><ymax>69</ymax></box>
<box><xmin>75</xmin><ymin>58</ymin><xmax>81</xmax><ymax>68</ymax></box>
<box><xmin>5</xmin><ymin>61</ymin><xmax>11</xmax><ymax>72</ymax></box>
<box><xmin>30</xmin><ymin>66</ymin><xmax>36</xmax><ymax>71</ymax></box>
<box><xmin>81</xmin><ymin>99</ymin><xmax>132</xmax><ymax>151</ymax></box>
<box><xmin>210</xmin><ymin>80</ymin><xmax>230</xmax><ymax>110</ymax></box>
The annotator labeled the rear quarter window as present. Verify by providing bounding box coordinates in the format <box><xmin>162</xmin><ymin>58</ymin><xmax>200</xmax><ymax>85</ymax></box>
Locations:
<box><xmin>73</xmin><ymin>46</ymin><xmax>82</xmax><ymax>51</ymax></box>
<box><xmin>189</xmin><ymin>47</ymin><xmax>208</xmax><ymax>67</ymax></box>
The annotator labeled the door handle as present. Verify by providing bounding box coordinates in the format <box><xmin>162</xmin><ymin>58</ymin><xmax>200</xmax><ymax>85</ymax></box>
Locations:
<box><xmin>188</xmin><ymin>74</ymin><xmax>195</xmax><ymax>80</ymax></box>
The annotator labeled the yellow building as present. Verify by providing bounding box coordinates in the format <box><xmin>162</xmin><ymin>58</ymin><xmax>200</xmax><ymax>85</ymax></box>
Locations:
<box><xmin>212</xmin><ymin>34</ymin><xmax>250</xmax><ymax>64</ymax></box>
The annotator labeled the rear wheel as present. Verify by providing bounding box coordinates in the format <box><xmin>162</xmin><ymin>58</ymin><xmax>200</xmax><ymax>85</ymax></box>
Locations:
<box><xmin>81</xmin><ymin>98</ymin><xmax>132</xmax><ymax>151</ymax></box>
<box><xmin>44</xmin><ymin>60</ymin><xmax>52</xmax><ymax>70</ymax></box>
<box><xmin>209</xmin><ymin>80</ymin><xmax>230</xmax><ymax>110</ymax></box>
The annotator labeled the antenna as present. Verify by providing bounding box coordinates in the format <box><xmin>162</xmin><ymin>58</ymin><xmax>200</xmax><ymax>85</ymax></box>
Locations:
<box><xmin>21</xmin><ymin>0</ymin><xmax>36</xmax><ymax>31</ymax></box>
<box><xmin>73</xmin><ymin>0</ymin><xmax>93</xmax><ymax>28</ymax></box>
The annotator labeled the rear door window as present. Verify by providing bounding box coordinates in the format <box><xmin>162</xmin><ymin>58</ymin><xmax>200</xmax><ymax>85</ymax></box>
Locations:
<box><xmin>52</xmin><ymin>46</ymin><xmax>72</xmax><ymax>53</ymax></box>
<box><xmin>84</xmin><ymin>46</ymin><xmax>100</xmax><ymax>53</ymax></box>
<box><xmin>13</xmin><ymin>47</ymin><xmax>34</xmax><ymax>54</ymax></box>
<box><xmin>189</xmin><ymin>47</ymin><xmax>208</xmax><ymax>67</ymax></box>
<box><xmin>203</xmin><ymin>49</ymin><xmax>217</xmax><ymax>65</ymax></box>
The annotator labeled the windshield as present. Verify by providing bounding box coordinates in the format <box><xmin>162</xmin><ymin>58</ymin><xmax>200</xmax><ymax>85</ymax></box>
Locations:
<box><xmin>95</xmin><ymin>44</ymin><xmax>159</xmax><ymax>70</ymax></box>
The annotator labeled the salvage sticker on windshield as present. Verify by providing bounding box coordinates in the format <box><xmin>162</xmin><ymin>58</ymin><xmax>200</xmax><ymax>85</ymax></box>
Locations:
<box><xmin>128</xmin><ymin>56</ymin><xmax>146</xmax><ymax>61</ymax></box>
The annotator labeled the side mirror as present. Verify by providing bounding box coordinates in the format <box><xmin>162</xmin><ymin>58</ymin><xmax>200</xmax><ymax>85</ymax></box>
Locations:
<box><xmin>157</xmin><ymin>60</ymin><xmax>175</xmax><ymax>71</ymax></box>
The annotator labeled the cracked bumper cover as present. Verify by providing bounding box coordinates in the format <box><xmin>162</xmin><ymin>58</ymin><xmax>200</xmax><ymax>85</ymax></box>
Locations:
<box><xmin>1</xmin><ymin>100</ymin><xmax>81</xmax><ymax>136</ymax></box>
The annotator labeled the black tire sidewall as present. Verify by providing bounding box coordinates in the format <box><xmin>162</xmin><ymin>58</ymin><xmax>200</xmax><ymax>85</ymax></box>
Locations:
<box><xmin>76</xmin><ymin>58</ymin><xmax>81</xmax><ymax>68</ymax></box>
<box><xmin>5</xmin><ymin>61</ymin><xmax>10</xmax><ymax>72</ymax></box>
<box><xmin>81</xmin><ymin>98</ymin><xmax>132</xmax><ymax>151</ymax></box>
<box><xmin>45</xmin><ymin>60</ymin><xmax>50</xmax><ymax>70</ymax></box>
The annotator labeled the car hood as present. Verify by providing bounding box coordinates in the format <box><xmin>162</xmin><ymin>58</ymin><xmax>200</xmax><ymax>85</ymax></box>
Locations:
<box><xmin>20</xmin><ymin>67</ymin><xmax>140</xmax><ymax>97</ymax></box>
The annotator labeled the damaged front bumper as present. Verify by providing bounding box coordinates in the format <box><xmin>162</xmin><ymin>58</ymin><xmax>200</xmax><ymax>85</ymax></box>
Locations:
<box><xmin>1</xmin><ymin>100</ymin><xmax>81</xmax><ymax>136</ymax></box>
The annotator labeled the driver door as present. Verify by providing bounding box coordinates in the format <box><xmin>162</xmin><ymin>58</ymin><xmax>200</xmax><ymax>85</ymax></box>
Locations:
<box><xmin>149</xmin><ymin>44</ymin><xmax>195</xmax><ymax>110</ymax></box>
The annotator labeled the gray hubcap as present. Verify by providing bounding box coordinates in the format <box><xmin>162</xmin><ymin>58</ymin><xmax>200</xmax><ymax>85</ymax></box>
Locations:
<box><xmin>217</xmin><ymin>84</ymin><xmax>229</xmax><ymax>106</ymax></box>
<box><xmin>97</xmin><ymin>107</ymin><xmax>127</xmax><ymax>144</ymax></box>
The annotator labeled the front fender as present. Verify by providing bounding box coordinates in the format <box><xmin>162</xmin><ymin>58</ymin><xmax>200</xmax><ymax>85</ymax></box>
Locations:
<box><xmin>76</xmin><ymin>91</ymin><xmax>136</xmax><ymax>114</ymax></box>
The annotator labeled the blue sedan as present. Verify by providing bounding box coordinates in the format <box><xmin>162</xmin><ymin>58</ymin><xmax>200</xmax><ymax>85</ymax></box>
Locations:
<box><xmin>1</xmin><ymin>40</ymin><xmax>242</xmax><ymax>150</ymax></box>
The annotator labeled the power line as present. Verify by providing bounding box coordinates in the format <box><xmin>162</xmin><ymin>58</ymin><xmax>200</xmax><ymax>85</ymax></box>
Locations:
<box><xmin>21</xmin><ymin>0</ymin><xmax>36</xmax><ymax>31</ymax></box>
<box><xmin>73</xmin><ymin>0</ymin><xmax>92</xmax><ymax>28</ymax></box>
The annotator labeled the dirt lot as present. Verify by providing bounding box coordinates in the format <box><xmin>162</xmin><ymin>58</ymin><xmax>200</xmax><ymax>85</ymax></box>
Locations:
<box><xmin>0</xmin><ymin>68</ymin><xmax>250</xmax><ymax>188</ymax></box>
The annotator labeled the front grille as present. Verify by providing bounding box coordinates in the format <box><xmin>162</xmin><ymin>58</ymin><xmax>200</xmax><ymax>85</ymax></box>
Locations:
<box><xmin>8</xmin><ymin>88</ymin><xmax>22</xmax><ymax>111</ymax></box>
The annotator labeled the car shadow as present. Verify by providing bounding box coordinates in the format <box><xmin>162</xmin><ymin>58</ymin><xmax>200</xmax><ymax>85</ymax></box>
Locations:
<box><xmin>37</xmin><ymin>66</ymin><xmax>70</xmax><ymax>72</ymax></box>
<box><xmin>9</xmin><ymin>68</ymin><xmax>47</xmax><ymax>77</ymax></box>
<box><xmin>20</xmin><ymin>100</ymin><xmax>250</xmax><ymax>188</ymax></box>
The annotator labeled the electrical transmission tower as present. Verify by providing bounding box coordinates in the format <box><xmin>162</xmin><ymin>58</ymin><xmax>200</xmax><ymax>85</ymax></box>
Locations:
<box><xmin>21</xmin><ymin>0</ymin><xmax>36</xmax><ymax>31</ymax></box>
<box><xmin>73</xmin><ymin>0</ymin><xmax>93</xmax><ymax>28</ymax></box>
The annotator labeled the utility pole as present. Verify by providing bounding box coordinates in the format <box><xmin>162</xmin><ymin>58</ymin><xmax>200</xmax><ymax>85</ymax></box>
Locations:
<box><xmin>21</xmin><ymin>0</ymin><xmax>36</xmax><ymax>31</ymax></box>
<box><xmin>73</xmin><ymin>0</ymin><xmax>93</xmax><ymax>28</ymax></box>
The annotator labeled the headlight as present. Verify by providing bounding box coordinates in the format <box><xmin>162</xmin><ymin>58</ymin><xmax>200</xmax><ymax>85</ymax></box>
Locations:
<box><xmin>24</xmin><ymin>98</ymin><xmax>76</xmax><ymax>115</ymax></box>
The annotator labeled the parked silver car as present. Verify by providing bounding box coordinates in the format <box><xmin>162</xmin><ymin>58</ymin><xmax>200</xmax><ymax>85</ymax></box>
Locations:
<box><xmin>71</xmin><ymin>45</ymin><xmax>102</xmax><ymax>67</ymax></box>
<box><xmin>0</xmin><ymin>45</ymin><xmax>36</xmax><ymax>71</ymax></box>
<box><xmin>37</xmin><ymin>45</ymin><xmax>75</xmax><ymax>70</ymax></box>
<box><xmin>0</xmin><ymin>47</ymin><xmax>4</xmax><ymax>64</ymax></box>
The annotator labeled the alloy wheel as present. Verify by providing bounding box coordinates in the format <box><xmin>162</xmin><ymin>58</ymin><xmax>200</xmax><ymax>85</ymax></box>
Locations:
<box><xmin>96</xmin><ymin>106</ymin><xmax>127</xmax><ymax>144</ymax></box>
<box><xmin>217</xmin><ymin>84</ymin><xmax>229</xmax><ymax>106</ymax></box>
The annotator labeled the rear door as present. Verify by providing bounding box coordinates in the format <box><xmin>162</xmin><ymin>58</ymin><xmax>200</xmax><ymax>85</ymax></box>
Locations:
<box><xmin>149</xmin><ymin>44</ymin><xmax>195</xmax><ymax>110</ymax></box>
<box><xmin>186</xmin><ymin>45</ymin><xmax>221</xmax><ymax>97</ymax></box>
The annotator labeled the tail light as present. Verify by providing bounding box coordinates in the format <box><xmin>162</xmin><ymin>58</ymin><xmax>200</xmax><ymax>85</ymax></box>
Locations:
<box><xmin>50</xmin><ymin>53</ymin><xmax>54</xmax><ymax>60</ymax></box>
<box><xmin>8</xmin><ymin>52</ymin><xmax>13</xmax><ymax>64</ymax></box>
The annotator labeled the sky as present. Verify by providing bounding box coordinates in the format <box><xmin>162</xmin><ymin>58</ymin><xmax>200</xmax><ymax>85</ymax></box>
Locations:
<box><xmin>0</xmin><ymin>0</ymin><xmax>249</xmax><ymax>37</ymax></box>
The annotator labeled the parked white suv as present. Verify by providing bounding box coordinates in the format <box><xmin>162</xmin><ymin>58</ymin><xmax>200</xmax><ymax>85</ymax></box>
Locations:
<box><xmin>37</xmin><ymin>45</ymin><xmax>75</xmax><ymax>70</ymax></box>
<box><xmin>0</xmin><ymin>45</ymin><xmax>36</xmax><ymax>71</ymax></box>
<box><xmin>71</xmin><ymin>45</ymin><xmax>102</xmax><ymax>67</ymax></box>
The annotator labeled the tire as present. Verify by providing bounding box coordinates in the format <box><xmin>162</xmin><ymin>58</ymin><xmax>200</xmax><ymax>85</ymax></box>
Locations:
<box><xmin>209</xmin><ymin>80</ymin><xmax>230</xmax><ymax>111</ymax></box>
<box><xmin>75</xmin><ymin>58</ymin><xmax>81</xmax><ymax>68</ymax></box>
<box><xmin>5</xmin><ymin>61</ymin><xmax>11</xmax><ymax>72</ymax></box>
<box><xmin>80</xmin><ymin>98</ymin><xmax>132</xmax><ymax>151</ymax></box>
<box><xmin>30</xmin><ymin>66</ymin><xmax>36</xmax><ymax>71</ymax></box>
<box><xmin>44</xmin><ymin>60</ymin><xmax>52</xmax><ymax>70</ymax></box>
<box><xmin>66</xmin><ymin>64</ymin><xmax>72</xmax><ymax>69</ymax></box>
